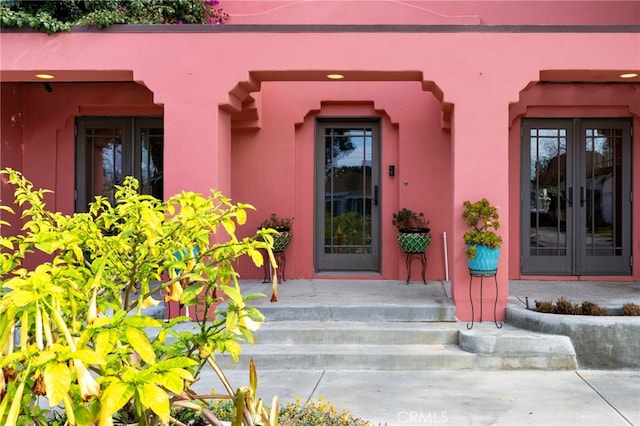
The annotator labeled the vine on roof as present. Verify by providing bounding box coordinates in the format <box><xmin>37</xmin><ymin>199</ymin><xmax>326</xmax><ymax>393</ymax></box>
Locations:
<box><xmin>0</xmin><ymin>0</ymin><xmax>228</xmax><ymax>34</ymax></box>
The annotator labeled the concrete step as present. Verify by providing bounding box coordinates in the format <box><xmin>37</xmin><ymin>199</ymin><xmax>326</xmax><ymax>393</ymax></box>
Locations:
<box><xmin>216</xmin><ymin>343</ymin><xmax>477</xmax><ymax>370</ymax></box>
<box><xmin>215</xmin><ymin>321</ymin><xmax>578</xmax><ymax>371</ymax></box>
<box><xmin>253</xmin><ymin>321</ymin><xmax>459</xmax><ymax>345</ymax></box>
<box><xmin>458</xmin><ymin>324</ymin><xmax>578</xmax><ymax>370</ymax></box>
<box><xmin>255</xmin><ymin>304</ymin><xmax>456</xmax><ymax>322</ymax></box>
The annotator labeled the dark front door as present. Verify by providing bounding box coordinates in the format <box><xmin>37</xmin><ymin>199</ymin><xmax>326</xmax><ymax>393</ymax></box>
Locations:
<box><xmin>315</xmin><ymin>119</ymin><xmax>380</xmax><ymax>272</ymax></box>
<box><xmin>521</xmin><ymin>118</ymin><xmax>632</xmax><ymax>275</ymax></box>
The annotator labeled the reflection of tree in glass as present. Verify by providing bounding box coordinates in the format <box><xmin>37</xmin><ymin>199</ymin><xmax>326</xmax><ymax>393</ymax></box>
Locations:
<box><xmin>325</xmin><ymin>129</ymin><xmax>356</xmax><ymax>181</ymax></box>
<box><xmin>324</xmin><ymin>211</ymin><xmax>372</xmax><ymax>254</ymax></box>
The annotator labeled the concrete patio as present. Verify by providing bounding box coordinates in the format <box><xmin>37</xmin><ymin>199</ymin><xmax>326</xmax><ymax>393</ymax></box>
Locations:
<box><xmin>189</xmin><ymin>278</ymin><xmax>640</xmax><ymax>425</ymax></box>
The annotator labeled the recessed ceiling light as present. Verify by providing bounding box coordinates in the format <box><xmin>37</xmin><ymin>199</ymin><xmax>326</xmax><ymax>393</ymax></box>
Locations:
<box><xmin>35</xmin><ymin>73</ymin><xmax>55</xmax><ymax>79</ymax></box>
<box><xmin>619</xmin><ymin>73</ymin><xmax>638</xmax><ymax>79</ymax></box>
<box><xmin>326</xmin><ymin>74</ymin><xmax>345</xmax><ymax>80</ymax></box>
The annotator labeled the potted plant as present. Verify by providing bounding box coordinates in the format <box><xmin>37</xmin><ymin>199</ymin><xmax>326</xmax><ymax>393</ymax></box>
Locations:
<box><xmin>392</xmin><ymin>208</ymin><xmax>431</xmax><ymax>253</ymax></box>
<box><xmin>259</xmin><ymin>213</ymin><xmax>293</xmax><ymax>252</ymax></box>
<box><xmin>462</xmin><ymin>198</ymin><xmax>502</xmax><ymax>274</ymax></box>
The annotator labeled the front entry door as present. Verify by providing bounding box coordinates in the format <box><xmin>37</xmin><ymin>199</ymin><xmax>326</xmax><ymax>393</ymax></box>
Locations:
<box><xmin>521</xmin><ymin>118</ymin><xmax>632</xmax><ymax>275</ymax></box>
<box><xmin>315</xmin><ymin>119</ymin><xmax>380</xmax><ymax>272</ymax></box>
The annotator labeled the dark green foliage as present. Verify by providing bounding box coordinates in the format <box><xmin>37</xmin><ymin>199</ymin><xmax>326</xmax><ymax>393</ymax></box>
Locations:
<box><xmin>259</xmin><ymin>213</ymin><xmax>293</xmax><ymax>231</ymax></box>
<box><xmin>1</xmin><ymin>0</ymin><xmax>228</xmax><ymax>34</ymax></box>
<box><xmin>392</xmin><ymin>208</ymin><xmax>429</xmax><ymax>231</ymax></box>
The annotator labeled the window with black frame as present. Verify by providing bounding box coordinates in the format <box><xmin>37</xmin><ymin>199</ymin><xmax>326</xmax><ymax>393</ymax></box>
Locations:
<box><xmin>75</xmin><ymin>117</ymin><xmax>163</xmax><ymax>212</ymax></box>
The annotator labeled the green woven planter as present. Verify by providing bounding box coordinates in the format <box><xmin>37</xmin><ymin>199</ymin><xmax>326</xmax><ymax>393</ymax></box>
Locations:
<box><xmin>272</xmin><ymin>231</ymin><xmax>292</xmax><ymax>252</ymax></box>
<box><xmin>397</xmin><ymin>231</ymin><xmax>431</xmax><ymax>253</ymax></box>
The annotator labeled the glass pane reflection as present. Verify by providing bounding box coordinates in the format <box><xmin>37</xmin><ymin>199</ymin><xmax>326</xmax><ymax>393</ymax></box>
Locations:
<box><xmin>529</xmin><ymin>128</ymin><xmax>567</xmax><ymax>256</ymax></box>
<box><xmin>584</xmin><ymin>128</ymin><xmax>622</xmax><ymax>256</ymax></box>
<box><xmin>324</xmin><ymin>128</ymin><xmax>373</xmax><ymax>254</ymax></box>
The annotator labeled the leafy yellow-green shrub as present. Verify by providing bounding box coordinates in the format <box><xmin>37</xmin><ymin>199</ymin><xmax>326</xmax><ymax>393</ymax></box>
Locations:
<box><xmin>0</xmin><ymin>168</ymin><xmax>277</xmax><ymax>426</ymax></box>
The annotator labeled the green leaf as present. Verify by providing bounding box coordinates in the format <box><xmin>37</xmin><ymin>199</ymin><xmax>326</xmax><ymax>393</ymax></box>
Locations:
<box><xmin>0</xmin><ymin>238</ymin><xmax>13</xmax><ymax>250</ymax></box>
<box><xmin>236</xmin><ymin>208</ymin><xmax>247</xmax><ymax>225</ymax></box>
<box><xmin>73</xmin><ymin>406</ymin><xmax>94</xmax><ymax>426</ymax></box>
<box><xmin>221</xmin><ymin>218</ymin><xmax>236</xmax><ymax>235</ymax></box>
<box><xmin>247</xmin><ymin>248</ymin><xmax>264</xmax><ymax>267</ymax></box>
<box><xmin>138</xmin><ymin>383</ymin><xmax>170</xmax><ymax>423</ymax></box>
<box><xmin>179</xmin><ymin>282</ymin><xmax>203</xmax><ymax>305</ymax></box>
<box><xmin>8</xmin><ymin>289</ymin><xmax>37</xmax><ymax>307</ymax></box>
<box><xmin>44</xmin><ymin>362</ymin><xmax>71</xmax><ymax>406</ymax></box>
<box><xmin>150</xmin><ymin>370</ymin><xmax>184</xmax><ymax>394</ymax></box>
<box><xmin>73</xmin><ymin>349</ymin><xmax>107</xmax><ymax>366</ymax></box>
<box><xmin>94</xmin><ymin>329</ymin><xmax>118</xmax><ymax>356</ymax></box>
<box><xmin>152</xmin><ymin>357</ymin><xmax>197</xmax><ymax>371</ymax></box>
<box><xmin>226</xmin><ymin>310</ymin><xmax>238</xmax><ymax>332</ymax></box>
<box><xmin>123</xmin><ymin>315</ymin><xmax>162</xmax><ymax>329</ymax></box>
<box><xmin>168</xmin><ymin>367</ymin><xmax>195</xmax><ymax>383</ymax></box>
<box><xmin>125</xmin><ymin>327</ymin><xmax>156</xmax><ymax>364</ymax></box>
<box><xmin>32</xmin><ymin>350</ymin><xmax>57</xmax><ymax>367</ymax></box>
<box><xmin>100</xmin><ymin>381</ymin><xmax>134</xmax><ymax>422</ymax></box>
<box><xmin>225</xmin><ymin>340</ymin><xmax>241</xmax><ymax>362</ymax></box>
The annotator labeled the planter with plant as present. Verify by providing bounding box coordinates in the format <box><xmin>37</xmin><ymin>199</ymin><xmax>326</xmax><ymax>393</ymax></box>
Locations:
<box><xmin>259</xmin><ymin>213</ymin><xmax>293</xmax><ymax>252</ymax></box>
<box><xmin>462</xmin><ymin>198</ymin><xmax>502</xmax><ymax>275</ymax></box>
<box><xmin>392</xmin><ymin>208</ymin><xmax>431</xmax><ymax>253</ymax></box>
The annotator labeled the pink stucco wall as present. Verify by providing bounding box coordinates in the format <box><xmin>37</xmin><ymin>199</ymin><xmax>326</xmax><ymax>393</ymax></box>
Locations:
<box><xmin>0</xmin><ymin>83</ymin><xmax>24</xmax><ymax>230</ymax></box>
<box><xmin>1</xmin><ymin>82</ymin><xmax>160</xmax><ymax>214</ymax></box>
<box><xmin>1</xmin><ymin>1</ymin><xmax>639</xmax><ymax>320</ymax></box>
<box><xmin>231</xmin><ymin>81</ymin><xmax>451</xmax><ymax>281</ymax></box>
<box><xmin>222</xmin><ymin>0</ymin><xmax>640</xmax><ymax>25</ymax></box>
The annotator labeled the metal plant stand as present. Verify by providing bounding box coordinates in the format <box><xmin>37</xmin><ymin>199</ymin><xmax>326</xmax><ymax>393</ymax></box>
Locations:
<box><xmin>467</xmin><ymin>270</ymin><xmax>503</xmax><ymax>329</ymax></box>
<box><xmin>262</xmin><ymin>250</ymin><xmax>287</xmax><ymax>282</ymax></box>
<box><xmin>405</xmin><ymin>252</ymin><xmax>427</xmax><ymax>284</ymax></box>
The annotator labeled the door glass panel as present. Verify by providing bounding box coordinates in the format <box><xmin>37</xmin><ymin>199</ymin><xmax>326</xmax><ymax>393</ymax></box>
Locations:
<box><xmin>76</xmin><ymin>118</ymin><xmax>163</xmax><ymax>212</ymax></box>
<box><xmin>528</xmin><ymin>128</ymin><xmax>567</xmax><ymax>256</ymax></box>
<box><xmin>522</xmin><ymin>118</ymin><xmax>631</xmax><ymax>276</ymax></box>
<box><xmin>323</xmin><ymin>127</ymin><xmax>372</xmax><ymax>254</ymax></box>
<box><xmin>584</xmin><ymin>127</ymin><xmax>623</xmax><ymax>256</ymax></box>
<box><xmin>139</xmin><ymin>126</ymin><xmax>164</xmax><ymax>200</ymax></box>
<box><xmin>85</xmin><ymin>127</ymin><xmax>123</xmax><ymax>206</ymax></box>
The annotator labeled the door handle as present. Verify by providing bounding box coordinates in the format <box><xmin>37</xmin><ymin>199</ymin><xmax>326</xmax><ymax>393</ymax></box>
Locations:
<box><xmin>568</xmin><ymin>187</ymin><xmax>573</xmax><ymax>208</ymax></box>
<box><xmin>374</xmin><ymin>185</ymin><xmax>379</xmax><ymax>206</ymax></box>
<box><xmin>580</xmin><ymin>187</ymin><xmax>585</xmax><ymax>207</ymax></box>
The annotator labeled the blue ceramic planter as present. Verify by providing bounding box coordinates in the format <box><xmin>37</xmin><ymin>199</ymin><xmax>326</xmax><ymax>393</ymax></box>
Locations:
<box><xmin>467</xmin><ymin>245</ymin><xmax>500</xmax><ymax>275</ymax></box>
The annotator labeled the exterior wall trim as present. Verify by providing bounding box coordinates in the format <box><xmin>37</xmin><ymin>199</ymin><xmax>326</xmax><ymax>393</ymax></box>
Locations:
<box><xmin>3</xmin><ymin>24</ymin><xmax>640</xmax><ymax>34</ymax></box>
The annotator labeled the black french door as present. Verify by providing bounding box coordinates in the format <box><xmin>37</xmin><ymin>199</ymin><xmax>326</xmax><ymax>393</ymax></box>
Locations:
<box><xmin>75</xmin><ymin>117</ymin><xmax>163</xmax><ymax>212</ymax></box>
<box><xmin>521</xmin><ymin>118</ymin><xmax>632</xmax><ymax>275</ymax></box>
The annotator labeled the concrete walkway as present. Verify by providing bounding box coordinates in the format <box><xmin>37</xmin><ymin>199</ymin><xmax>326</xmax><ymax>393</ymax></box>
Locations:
<box><xmin>195</xmin><ymin>279</ymin><xmax>640</xmax><ymax>426</ymax></box>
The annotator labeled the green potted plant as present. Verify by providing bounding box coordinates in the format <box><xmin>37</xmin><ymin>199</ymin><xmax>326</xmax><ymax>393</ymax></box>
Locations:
<box><xmin>462</xmin><ymin>198</ymin><xmax>502</xmax><ymax>274</ymax></box>
<box><xmin>259</xmin><ymin>213</ymin><xmax>293</xmax><ymax>252</ymax></box>
<box><xmin>392</xmin><ymin>208</ymin><xmax>431</xmax><ymax>253</ymax></box>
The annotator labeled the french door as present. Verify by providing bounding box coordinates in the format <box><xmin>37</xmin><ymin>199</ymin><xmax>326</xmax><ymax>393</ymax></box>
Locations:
<box><xmin>521</xmin><ymin>118</ymin><xmax>632</xmax><ymax>275</ymax></box>
<box><xmin>315</xmin><ymin>119</ymin><xmax>381</xmax><ymax>272</ymax></box>
<box><xmin>75</xmin><ymin>117</ymin><xmax>163</xmax><ymax>212</ymax></box>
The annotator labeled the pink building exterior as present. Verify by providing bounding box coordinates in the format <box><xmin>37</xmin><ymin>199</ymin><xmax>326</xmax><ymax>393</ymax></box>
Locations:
<box><xmin>1</xmin><ymin>1</ymin><xmax>639</xmax><ymax>321</ymax></box>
